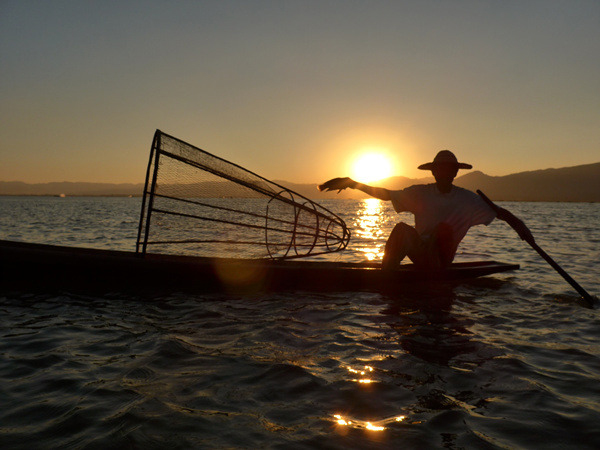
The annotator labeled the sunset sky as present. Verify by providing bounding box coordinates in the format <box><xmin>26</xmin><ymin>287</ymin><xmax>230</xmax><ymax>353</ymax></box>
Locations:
<box><xmin>1</xmin><ymin>1</ymin><xmax>599</xmax><ymax>184</ymax></box>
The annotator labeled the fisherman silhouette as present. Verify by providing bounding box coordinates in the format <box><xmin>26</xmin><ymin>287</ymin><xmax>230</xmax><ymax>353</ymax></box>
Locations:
<box><xmin>319</xmin><ymin>150</ymin><xmax>531</xmax><ymax>270</ymax></box>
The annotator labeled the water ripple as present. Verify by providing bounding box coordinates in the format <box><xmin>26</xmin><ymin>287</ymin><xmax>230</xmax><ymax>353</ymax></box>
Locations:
<box><xmin>1</xmin><ymin>199</ymin><xmax>600</xmax><ymax>448</ymax></box>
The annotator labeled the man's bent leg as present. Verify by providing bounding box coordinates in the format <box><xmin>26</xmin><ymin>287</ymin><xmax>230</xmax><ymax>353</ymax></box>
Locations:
<box><xmin>382</xmin><ymin>222</ymin><xmax>421</xmax><ymax>271</ymax></box>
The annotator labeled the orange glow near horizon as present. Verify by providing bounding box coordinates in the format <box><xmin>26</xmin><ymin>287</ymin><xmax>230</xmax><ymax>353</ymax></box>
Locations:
<box><xmin>351</xmin><ymin>151</ymin><xmax>394</xmax><ymax>183</ymax></box>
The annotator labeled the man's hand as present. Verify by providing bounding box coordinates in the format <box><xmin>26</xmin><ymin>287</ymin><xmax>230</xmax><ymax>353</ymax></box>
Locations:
<box><xmin>511</xmin><ymin>217</ymin><xmax>535</xmax><ymax>244</ymax></box>
<box><xmin>497</xmin><ymin>207</ymin><xmax>535</xmax><ymax>244</ymax></box>
<box><xmin>317</xmin><ymin>177</ymin><xmax>357</xmax><ymax>193</ymax></box>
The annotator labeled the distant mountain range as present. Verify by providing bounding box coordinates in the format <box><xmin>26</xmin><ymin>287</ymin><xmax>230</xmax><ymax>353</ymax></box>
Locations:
<box><xmin>1</xmin><ymin>162</ymin><xmax>598</xmax><ymax>202</ymax></box>
<box><xmin>453</xmin><ymin>163</ymin><xmax>600</xmax><ymax>202</ymax></box>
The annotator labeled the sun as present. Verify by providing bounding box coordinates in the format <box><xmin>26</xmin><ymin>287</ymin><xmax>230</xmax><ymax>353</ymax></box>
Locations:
<box><xmin>351</xmin><ymin>152</ymin><xmax>393</xmax><ymax>183</ymax></box>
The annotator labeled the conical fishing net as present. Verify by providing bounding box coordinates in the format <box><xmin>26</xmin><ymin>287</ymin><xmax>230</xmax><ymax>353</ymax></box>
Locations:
<box><xmin>136</xmin><ymin>130</ymin><xmax>350</xmax><ymax>259</ymax></box>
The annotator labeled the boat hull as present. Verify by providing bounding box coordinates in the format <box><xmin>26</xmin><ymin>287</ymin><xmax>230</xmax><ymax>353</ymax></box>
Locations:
<box><xmin>0</xmin><ymin>240</ymin><xmax>519</xmax><ymax>293</ymax></box>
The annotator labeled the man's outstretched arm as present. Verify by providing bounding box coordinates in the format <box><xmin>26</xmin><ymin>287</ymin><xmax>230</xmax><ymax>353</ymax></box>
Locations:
<box><xmin>318</xmin><ymin>177</ymin><xmax>392</xmax><ymax>201</ymax></box>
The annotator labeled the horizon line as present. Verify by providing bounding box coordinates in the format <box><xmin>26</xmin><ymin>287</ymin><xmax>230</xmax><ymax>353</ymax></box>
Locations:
<box><xmin>2</xmin><ymin>159</ymin><xmax>600</xmax><ymax>186</ymax></box>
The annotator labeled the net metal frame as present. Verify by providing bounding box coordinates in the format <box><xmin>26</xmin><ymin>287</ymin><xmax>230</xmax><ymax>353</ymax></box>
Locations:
<box><xmin>136</xmin><ymin>130</ymin><xmax>350</xmax><ymax>259</ymax></box>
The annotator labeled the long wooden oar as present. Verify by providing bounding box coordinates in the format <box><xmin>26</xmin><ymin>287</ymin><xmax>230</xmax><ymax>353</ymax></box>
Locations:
<box><xmin>477</xmin><ymin>190</ymin><xmax>595</xmax><ymax>307</ymax></box>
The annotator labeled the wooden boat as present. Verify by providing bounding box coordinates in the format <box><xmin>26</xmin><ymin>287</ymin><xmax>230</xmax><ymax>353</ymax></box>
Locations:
<box><xmin>0</xmin><ymin>240</ymin><xmax>519</xmax><ymax>293</ymax></box>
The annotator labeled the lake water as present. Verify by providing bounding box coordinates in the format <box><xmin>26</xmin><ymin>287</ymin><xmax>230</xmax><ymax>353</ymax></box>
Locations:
<box><xmin>1</xmin><ymin>196</ymin><xmax>599</xmax><ymax>449</ymax></box>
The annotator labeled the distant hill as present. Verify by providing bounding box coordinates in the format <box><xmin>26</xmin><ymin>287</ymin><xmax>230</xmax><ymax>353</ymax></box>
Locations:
<box><xmin>0</xmin><ymin>181</ymin><xmax>144</xmax><ymax>197</ymax></box>
<box><xmin>1</xmin><ymin>162</ymin><xmax>598</xmax><ymax>201</ymax></box>
<box><xmin>453</xmin><ymin>162</ymin><xmax>600</xmax><ymax>202</ymax></box>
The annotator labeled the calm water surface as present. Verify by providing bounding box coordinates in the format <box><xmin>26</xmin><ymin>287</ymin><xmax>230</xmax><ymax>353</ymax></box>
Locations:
<box><xmin>1</xmin><ymin>196</ymin><xmax>599</xmax><ymax>449</ymax></box>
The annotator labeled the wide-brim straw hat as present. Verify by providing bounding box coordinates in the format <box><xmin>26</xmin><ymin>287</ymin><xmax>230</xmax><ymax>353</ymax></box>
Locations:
<box><xmin>418</xmin><ymin>150</ymin><xmax>473</xmax><ymax>170</ymax></box>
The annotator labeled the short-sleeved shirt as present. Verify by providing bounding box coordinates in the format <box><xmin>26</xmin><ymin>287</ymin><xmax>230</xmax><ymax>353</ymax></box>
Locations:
<box><xmin>389</xmin><ymin>184</ymin><xmax>497</xmax><ymax>257</ymax></box>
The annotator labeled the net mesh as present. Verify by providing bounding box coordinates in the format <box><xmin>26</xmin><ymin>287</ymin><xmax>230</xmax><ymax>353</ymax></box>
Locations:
<box><xmin>136</xmin><ymin>130</ymin><xmax>350</xmax><ymax>259</ymax></box>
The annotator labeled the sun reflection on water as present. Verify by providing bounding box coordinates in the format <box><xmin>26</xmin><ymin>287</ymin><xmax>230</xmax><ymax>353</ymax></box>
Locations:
<box><xmin>354</xmin><ymin>198</ymin><xmax>387</xmax><ymax>261</ymax></box>
<box><xmin>346</xmin><ymin>365</ymin><xmax>375</xmax><ymax>384</ymax></box>
<box><xmin>333</xmin><ymin>364</ymin><xmax>408</xmax><ymax>432</ymax></box>
<box><xmin>333</xmin><ymin>414</ymin><xmax>406</xmax><ymax>432</ymax></box>
<box><xmin>366</xmin><ymin>422</ymin><xmax>385</xmax><ymax>431</ymax></box>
